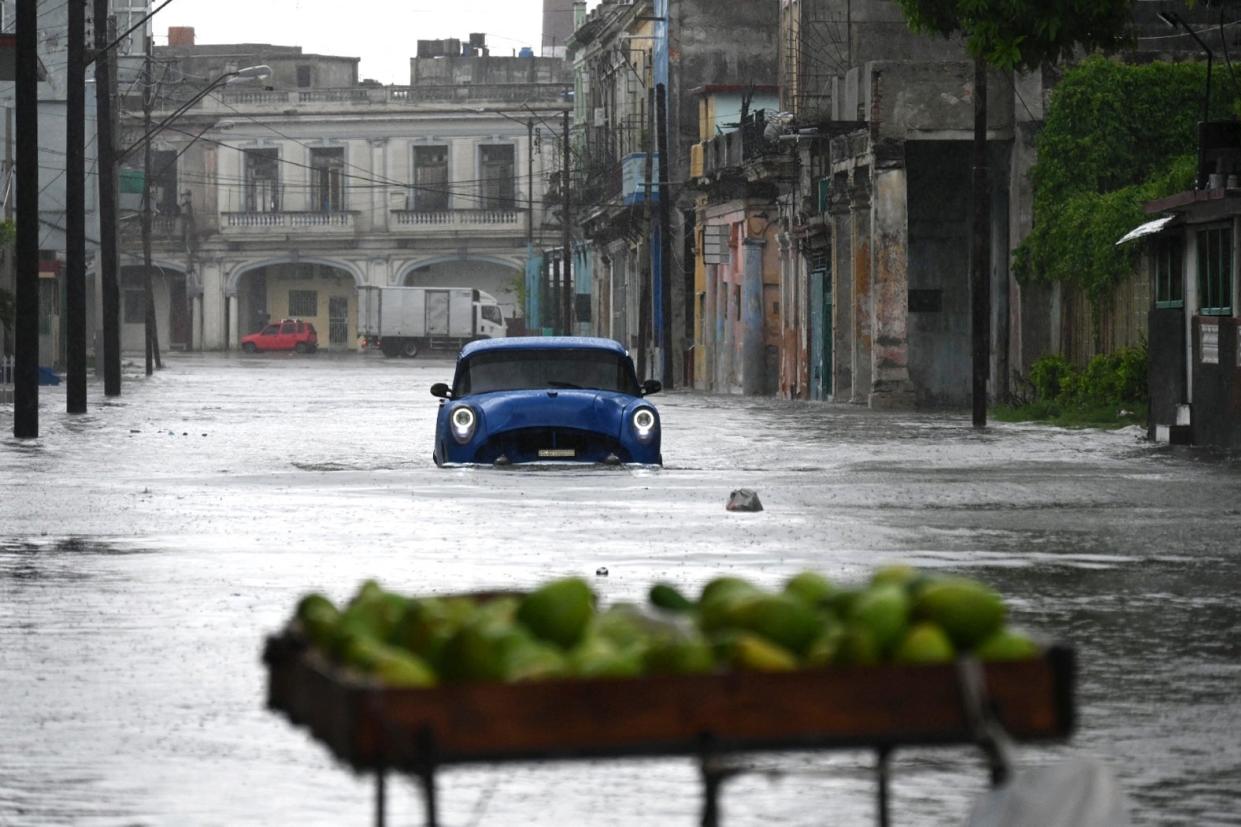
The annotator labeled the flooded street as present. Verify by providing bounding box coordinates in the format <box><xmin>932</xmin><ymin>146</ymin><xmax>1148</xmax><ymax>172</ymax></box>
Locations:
<box><xmin>2</xmin><ymin>352</ymin><xmax>1239</xmax><ymax>825</ymax></box>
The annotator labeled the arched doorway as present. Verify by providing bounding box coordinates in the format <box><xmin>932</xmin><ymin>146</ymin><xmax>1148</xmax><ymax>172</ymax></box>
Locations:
<box><xmin>229</xmin><ymin>260</ymin><xmax>363</xmax><ymax>350</ymax></box>
<box><xmin>398</xmin><ymin>256</ymin><xmax>523</xmax><ymax>330</ymax></box>
<box><xmin>118</xmin><ymin>263</ymin><xmax>191</xmax><ymax>354</ymax></box>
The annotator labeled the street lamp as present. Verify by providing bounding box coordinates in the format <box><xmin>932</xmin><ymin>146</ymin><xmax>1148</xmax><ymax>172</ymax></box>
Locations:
<box><xmin>118</xmin><ymin>65</ymin><xmax>271</xmax><ymax>161</ymax></box>
<box><xmin>1158</xmin><ymin>12</ymin><xmax>1214</xmax><ymax>190</ymax></box>
<box><xmin>116</xmin><ymin>64</ymin><xmax>270</xmax><ymax>378</ymax></box>
<box><xmin>1159</xmin><ymin>12</ymin><xmax>1212</xmax><ymax>124</ymax></box>
<box><xmin>475</xmin><ymin>104</ymin><xmax>573</xmax><ymax>335</ymax></box>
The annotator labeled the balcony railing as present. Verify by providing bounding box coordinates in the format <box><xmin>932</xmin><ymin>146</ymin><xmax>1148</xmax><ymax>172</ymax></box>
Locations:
<box><xmin>390</xmin><ymin>208</ymin><xmax>523</xmax><ymax>230</ymax></box>
<box><xmin>192</xmin><ymin>84</ymin><xmax>570</xmax><ymax>113</ymax></box>
<box><xmin>221</xmin><ymin>211</ymin><xmax>358</xmax><ymax>234</ymax></box>
<box><xmin>700</xmin><ymin>110</ymin><xmax>783</xmax><ymax>178</ymax></box>
<box><xmin>121</xmin><ymin>215</ymin><xmax>181</xmax><ymax>240</ymax></box>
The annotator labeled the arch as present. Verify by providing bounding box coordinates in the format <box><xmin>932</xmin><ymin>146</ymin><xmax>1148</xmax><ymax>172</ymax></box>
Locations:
<box><xmin>395</xmin><ymin>253</ymin><xmax>523</xmax><ymax>286</ymax></box>
<box><xmin>225</xmin><ymin>256</ymin><xmax>365</xmax><ymax>295</ymax></box>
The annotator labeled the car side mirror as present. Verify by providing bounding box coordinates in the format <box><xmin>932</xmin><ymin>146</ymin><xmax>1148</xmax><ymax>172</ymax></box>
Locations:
<box><xmin>430</xmin><ymin>382</ymin><xmax>452</xmax><ymax>399</ymax></box>
<box><xmin>640</xmin><ymin>379</ymin><xmax>662</xmax><ymax>396</ymax></box>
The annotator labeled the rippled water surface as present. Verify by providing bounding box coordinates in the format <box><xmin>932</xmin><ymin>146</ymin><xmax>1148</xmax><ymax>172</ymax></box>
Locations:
<box><xmin>2</xmin><ymin>353</ymin><xmax>1240</xmax><ymax>825</ymax></box>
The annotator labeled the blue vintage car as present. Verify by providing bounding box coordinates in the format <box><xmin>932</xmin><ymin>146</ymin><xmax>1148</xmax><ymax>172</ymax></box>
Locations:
<box><xmin>431</xmin><ymin>337</ymin><xmax>662</xmax><ymax>466</ymax></box>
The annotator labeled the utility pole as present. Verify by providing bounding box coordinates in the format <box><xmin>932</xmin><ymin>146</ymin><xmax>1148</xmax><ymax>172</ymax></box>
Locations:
<box><xmin>94</xmin><ymin>5</ymin><xmax>121</xmax><ymax>396</ymax></box>
<box><xmin>13</xmin><ymin>0</ymin><xmax>38</xmax><ymax>437</ymax></box>
<box><xmin>655</xmin><ymin>82</ymin><xmax>673</xmax><ymax>388</ymax></box>
<box><xmin>66</xmin><ymin>0</ymin><xmax>87</xmax><ymax>413</ymax></box>
<box><xmin>141</xmin><ymin>36</ymin><xmax>162</xmax><ymax>375</ymax></box>
<box><xmin>526</xmin><ymin>119</ymin><xmax>534</xmax><ymax>248</ymax></box>
<box><xmin>971</xmin><ymin>56</ymin><xmax>990</xmax><ymax>428</ymax></box>
<box><xmin>3</xmin><ymin>105</ymin><xmax>10</xmax><ymax>362</ymax></box>
<box><xmin>561</xmin><ymin>109</ymin><xmax>572</xmax><ymax>336</ymax></box>
<box><xmin>638</xmin><ymin>86</ymin><xmax>654</xmax><ymax>379</ymax></box>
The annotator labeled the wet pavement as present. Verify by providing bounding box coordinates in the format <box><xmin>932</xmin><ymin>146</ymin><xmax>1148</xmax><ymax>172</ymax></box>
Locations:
<box><xmin>2</xmin><ymin>351</ymin><xmax>1239</xmax><ymax>825</ymax></box>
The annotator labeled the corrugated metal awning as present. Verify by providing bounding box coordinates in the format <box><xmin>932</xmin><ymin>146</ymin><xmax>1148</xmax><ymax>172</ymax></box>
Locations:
<box><xmin>1115</xmin><ymin>215</ymin><xmax>1176</xmax><ymax>245</ymax></box>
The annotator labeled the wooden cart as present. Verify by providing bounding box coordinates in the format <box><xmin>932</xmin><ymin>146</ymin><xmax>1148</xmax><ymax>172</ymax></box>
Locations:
<box><xmin>263</xmin><ymin>631</ymin><xmax>1075</xmax><ymax>826</ymax></box>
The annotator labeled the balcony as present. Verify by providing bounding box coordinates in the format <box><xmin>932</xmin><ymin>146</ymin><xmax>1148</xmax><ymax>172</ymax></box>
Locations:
<box><xmin>389</xmin><ymin>208</ymin><xmax>524</xmax><ymax>233</ymax></box>
<box><xmin>120</xmin><ymin>215</ymin><xmax>182</xmax><ymax>245</ymax></box>
<box><xmin>699</xmin><ymin>110</ymin><xmax>784</xmax><ymax>179</ymax></box>
<box><xmin>220</xmin><ymin>211</ymin><xmax>359</xmax><ymax>237</ymax></box>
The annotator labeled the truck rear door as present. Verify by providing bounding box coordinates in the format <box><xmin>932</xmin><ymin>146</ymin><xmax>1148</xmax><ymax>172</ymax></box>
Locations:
<box><xmin>426</xmin><ymin>290</ymin><xmax>450</xmax><ymax>336</ymax></box>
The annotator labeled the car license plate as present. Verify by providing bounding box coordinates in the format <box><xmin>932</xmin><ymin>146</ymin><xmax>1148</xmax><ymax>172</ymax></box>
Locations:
<box><xmin>538</xmin><ymin>448</ymin><xmax>576</xmax><ymax>458</ymax></box>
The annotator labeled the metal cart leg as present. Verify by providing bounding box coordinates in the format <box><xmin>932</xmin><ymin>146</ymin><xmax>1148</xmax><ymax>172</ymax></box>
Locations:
<box><xmin>417</xmin><ymin>727</ymin><xmax>440</xmax><ymax>827</ymax></box>
<box><xmin>700</xmin><ymin>759</ymin><xmax>724</xmax><ymax>827</ymax></box>
<box><xmin>698</xmin><ymin>739</ymin><xmax>737</xmax><ymax>827</ymax></box>
<box><xmin>876</xmin><ymin>747</ymin><xmax>892</xmax><ymax>827</ymax></box>
<box><xmin>419</xmin><ymin>765</ymin><xmax>438</xmax><ymax>827</ymax></box>
<box><xmin>375</xmin><ymin>766</ymin><xmax>386</xmax><ymax>827</ymax></box>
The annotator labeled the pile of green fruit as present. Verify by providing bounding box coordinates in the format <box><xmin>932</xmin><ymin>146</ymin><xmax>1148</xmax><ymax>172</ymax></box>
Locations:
<box><xmin>291</xmin><ymin>567</ymin><xmax>1040</xmax><ymax>688</ymax></box>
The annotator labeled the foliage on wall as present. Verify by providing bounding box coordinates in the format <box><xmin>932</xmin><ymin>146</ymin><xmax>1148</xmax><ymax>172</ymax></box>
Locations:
<box><xmin>1014</xmin><ymin>56</ymin><xmax>1230</xmax><ymax>302</ymax></box>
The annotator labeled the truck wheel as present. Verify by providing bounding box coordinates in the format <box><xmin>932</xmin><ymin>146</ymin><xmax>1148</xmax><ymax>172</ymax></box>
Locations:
<box><xmin>401</xmin><ymin>341</ymin><xmax>420</xmax><ymax>359</ymax></box>
<box><xmin>380</xmin><ymin>340</ymin><xmax>401</xmax><ymax>358</ymax></box>
<box><xmin>242</xmin><ymin>342</ymin><xmax>257</xmax><ymax>354</ymax></box>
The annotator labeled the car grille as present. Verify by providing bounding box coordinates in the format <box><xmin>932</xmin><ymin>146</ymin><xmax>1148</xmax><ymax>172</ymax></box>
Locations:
<box><xmin>479</xmin><ymin>427</ymin><xmax>627</xmax><ymax>464</ymax></box>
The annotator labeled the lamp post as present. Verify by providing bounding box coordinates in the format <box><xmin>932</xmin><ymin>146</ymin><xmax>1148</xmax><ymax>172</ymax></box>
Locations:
<box><xmin>1159</xmin><ymin>12</ymin><xmax>1212</xmax><ymax>125</ymax></box>
<box><xmin>475</xmin><ymin>104</ymin><xmax>572</xmax><ymax>333</ymax></box>
<box><xmin>1159</xmin><ymin>11</ymin><xmax>1213</xmax><ymax>190</ymax></box>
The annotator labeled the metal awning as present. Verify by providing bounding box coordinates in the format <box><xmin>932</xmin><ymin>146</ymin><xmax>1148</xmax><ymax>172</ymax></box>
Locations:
<box><xmin>1115</xmin><ymin>215</ymin><xmax>1176</xmax><ymax>245</ymax></box>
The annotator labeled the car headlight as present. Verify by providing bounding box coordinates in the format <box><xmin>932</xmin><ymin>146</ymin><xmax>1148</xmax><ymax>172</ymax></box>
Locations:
<box><xmin>631</xmin><ymin>407</ymin><xmax>657</xmax><ymax>442</ymax></box>
<box><xmin>450</xmin><ymin>405</ymin><xmax>477</xmax><ymax>444</ymax></box>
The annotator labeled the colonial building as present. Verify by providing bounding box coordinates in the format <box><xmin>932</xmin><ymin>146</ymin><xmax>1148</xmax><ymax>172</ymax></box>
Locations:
<box><xmin>568</xmin><ymin>0</ymin><xmax>780</xmax><ymax>386</ymax></box>
<box><xmin>122</xmin><ymin>30</ymin><xmax>570</xmax><ymax>352</ymax></box>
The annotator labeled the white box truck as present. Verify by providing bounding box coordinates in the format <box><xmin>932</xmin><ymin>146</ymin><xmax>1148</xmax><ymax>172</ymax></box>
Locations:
<box><xmin>358</xmin><ymin>286</ymin><xmax>507</xmax><ymax>358</ymax></box>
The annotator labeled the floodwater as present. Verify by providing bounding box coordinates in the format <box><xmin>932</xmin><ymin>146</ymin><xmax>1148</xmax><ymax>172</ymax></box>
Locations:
<box><xmin>2</xmin><ymin>352</ymin><xmax>1239</xmax><ymax>825</ymax></box>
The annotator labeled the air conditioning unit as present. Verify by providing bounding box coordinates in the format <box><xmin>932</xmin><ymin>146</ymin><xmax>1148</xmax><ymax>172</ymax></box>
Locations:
<box><xmin>593</xmin><ymin>107</ymin><xmax>607</xmax><ymax>127</ymax></box>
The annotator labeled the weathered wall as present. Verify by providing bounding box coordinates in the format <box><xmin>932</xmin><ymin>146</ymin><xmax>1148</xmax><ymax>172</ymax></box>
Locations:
<box><xmin>155</xmin><ymin>46</ymin><xmax>359</xmax><ymax>92</ymax></box>
<box><xmin>675</xmin><ymin>0</ymin><xmax>780</xmax><ymax>186</ymax></box>
<box><xmin>410</xmin><ymin>56</ymin><xmax>570</xmax><ymax>86</ymax></box>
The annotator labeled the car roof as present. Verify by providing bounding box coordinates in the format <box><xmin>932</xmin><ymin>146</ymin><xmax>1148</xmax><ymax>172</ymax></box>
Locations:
<box><xmin>459</xmin><ymin>336</ymin><xmax>628</xmax><ymax>360</ymax></box>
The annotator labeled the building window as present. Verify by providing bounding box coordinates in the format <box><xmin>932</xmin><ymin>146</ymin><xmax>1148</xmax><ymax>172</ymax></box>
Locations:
<box><xmin>1153</xmin><ymin>235</ymin><xmax>1184</xmax><ymax>308</ymax></box>
<box><xmin>243</xmin><ymin>148</ymin><xmax>280</xmax><ymax>213</ymax></box>
<box><xmin>123</xmin><ymin>290</ymin><xmax>145</xmax><ymax>323</ymax></box>
<box><xmin>296</xmin><ymin>65</ymin><xmax>312</xmax><ymax>88</ymax></box>
<box><xmin>288</xmin><ymin>290</ymin><xmax>318</xmax><ymax>317</ymax></box>
<box><xmin>310</xmin><ymin>147</ymin><xmax>344</xmax><ymax>211</ymax></box>
<box><xmin>479</xmin><ymin>144</ymin><xmax>515</xmax><ymax>210</ymax></box>
<box><xmin>413</xmin><ymin>146</ymin><xmax>449</xmax><ymax>211</ymax></box>
<box><xmin>1196</xmin><ymin>226</ymin><xmax>1233</xmax><ymax>315</ymax></box>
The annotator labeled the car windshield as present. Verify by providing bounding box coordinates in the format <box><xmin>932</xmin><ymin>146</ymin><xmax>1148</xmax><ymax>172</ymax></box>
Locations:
<box><xmin>455</xmin><ymin>348</ymin><xmax>640</xmax><ymax>396</ymax></box>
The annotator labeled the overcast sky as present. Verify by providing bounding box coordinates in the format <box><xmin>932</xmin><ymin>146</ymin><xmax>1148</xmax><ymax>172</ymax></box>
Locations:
<box><xmin>156</xmin><ymin>0</ymin><xmax>600</xmax><ymax>86</ymax></box>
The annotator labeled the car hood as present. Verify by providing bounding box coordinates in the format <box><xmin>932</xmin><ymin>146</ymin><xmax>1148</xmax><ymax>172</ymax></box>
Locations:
<box><xmin>469</xmin><ymin>389</ymin><xmax>640</xmax><ymax>436</ymax></box>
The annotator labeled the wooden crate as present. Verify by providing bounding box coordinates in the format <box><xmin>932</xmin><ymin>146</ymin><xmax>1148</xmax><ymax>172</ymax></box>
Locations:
<box><xmin>263</xmin><ymin>631</ymin><xmax>1074</xmax><ymax>773</ymax></box>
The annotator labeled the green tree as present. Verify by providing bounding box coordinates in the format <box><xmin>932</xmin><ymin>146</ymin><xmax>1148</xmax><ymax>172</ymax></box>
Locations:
<box><xmin>892</xmin><ymin>0</ymin><xmax>1133</xmax><ymax>425</ymax></box>
<box><xmin>1014</xmin><ymin>58</ymin><xmax>1220</xmax><ymax>306</ymax></box>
